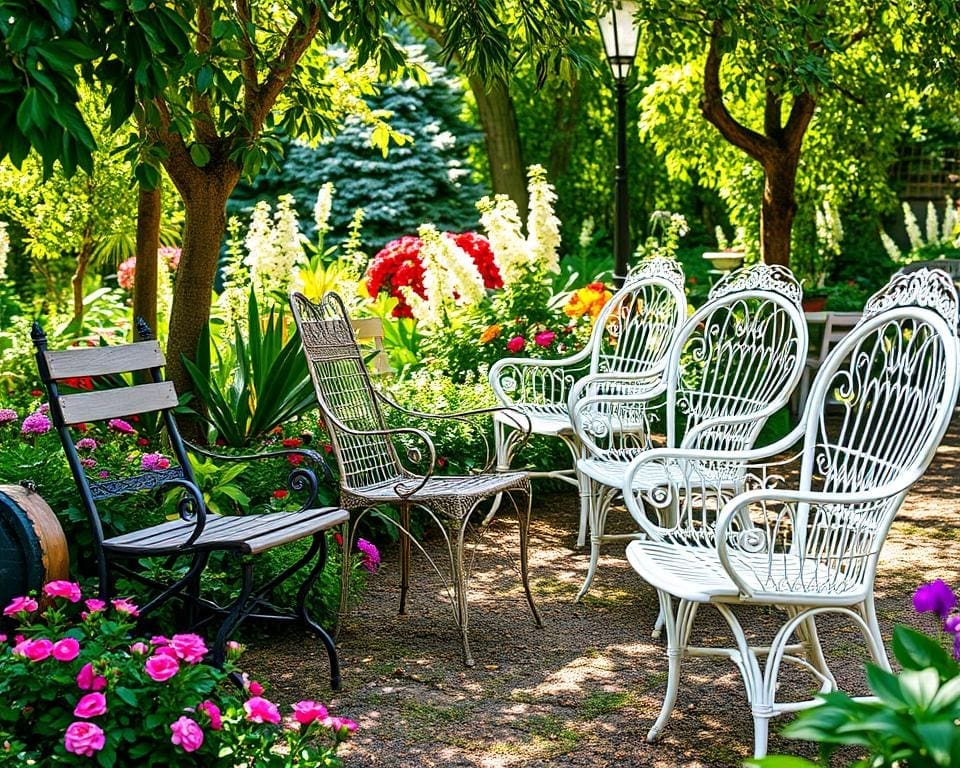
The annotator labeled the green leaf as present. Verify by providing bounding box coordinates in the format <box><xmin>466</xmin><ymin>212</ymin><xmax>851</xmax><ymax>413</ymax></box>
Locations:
<box><xmin>893</xmin><ymin>626</ymin><xmax>957</xmax><ymax>673</ymax></box>
<box><xmin>899</xmin><ymin>668</ymin><xmax>940</xmax><ymax>711</ymax></box>
<box><xmin>114</xmin><ymin>686</ymin><xmax>138</xmax><ymax>706</ymax></box>
<box><xmin>866</xmin><ymin>664</ymin><xmax>909</xmax><ymax>708</ymax></box>
<box><xmin>916</xmin><ymin>720</ymin><xmax>958</xmax><ymax>766</ymax></box>
<box><xmin>189</xmin><ymin>143</ymin><xmax>211</xmax><ymax>167</ymax></box>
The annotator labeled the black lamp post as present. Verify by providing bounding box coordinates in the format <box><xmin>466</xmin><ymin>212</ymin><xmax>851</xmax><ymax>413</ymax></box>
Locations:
<box><xmin>598</xmin><ymin>1</ymin><xmax>640</xmax><ymax>285</ymax></box>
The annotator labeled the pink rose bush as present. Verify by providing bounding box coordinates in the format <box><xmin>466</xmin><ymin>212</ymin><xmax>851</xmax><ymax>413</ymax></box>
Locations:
<box><xmin>0</xmin><ymin>582</ymin><xmax>356</xmax><ymax>766</ymax></box>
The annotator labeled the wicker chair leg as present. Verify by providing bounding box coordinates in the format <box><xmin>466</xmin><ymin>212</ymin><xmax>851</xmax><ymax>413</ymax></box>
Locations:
<box><xmin>514</xmin><ymin>489</ymin><xmax>542</xmax><ymax>627</ymax></box>
<box><xmin>450</xmin><ymin>520</ymin><xmax>473</xmax><ymax>667</ymax></box>
<box><xmin>296</xmin><ymin>532</ymin><xmax>341</xmax><ymax>690</ymax></box>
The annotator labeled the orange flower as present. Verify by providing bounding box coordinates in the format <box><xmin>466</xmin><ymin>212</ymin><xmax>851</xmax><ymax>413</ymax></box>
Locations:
<box><xmin>564</xmin><ymin>282</ymin><xmax>612</xmax><ymax>319</ymax></box>
<box><xmin>479</xmin><ymin>324</ymin><xmax>502</xmax><ymax>344</ymax></box>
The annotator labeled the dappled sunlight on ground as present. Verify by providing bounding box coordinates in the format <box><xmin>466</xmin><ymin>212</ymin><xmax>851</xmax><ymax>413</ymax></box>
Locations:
<box><xmin>243</xmin><ymin>419</ymin><xmax>960</xmax><ymax>767</ymax></box>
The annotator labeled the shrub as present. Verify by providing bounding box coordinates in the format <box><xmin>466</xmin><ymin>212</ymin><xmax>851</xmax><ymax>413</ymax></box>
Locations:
<box><xmin>0</xmin><ymin>583</ymin><xmax>356</xmax><ymax>766</ymax></box>
<box><xmin>750</xmin><ymin>580</ymin><xmax>960</xmax><ymax>768</ymax></box>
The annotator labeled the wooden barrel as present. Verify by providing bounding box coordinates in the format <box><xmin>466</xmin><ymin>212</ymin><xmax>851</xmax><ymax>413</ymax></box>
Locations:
<box><xmin>0</xmin><ymin>484</ymin><xmax>69</xmax><ymax>605</ymax></box>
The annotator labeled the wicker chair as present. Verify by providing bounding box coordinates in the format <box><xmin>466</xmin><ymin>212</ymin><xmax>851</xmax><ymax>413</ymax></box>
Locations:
<box><xmin>290</xmin><ymin>291</ymin><xmax>541</xmax><ymax>667</ymax></box>
<box><xmin>570</xmin><ymin>264</ymin><xmax>808</xmax><ymax>600</ymax></box>
<box><xmin>621</xmin><ymin>268</ymin><xmax>960</xmax><ymax>758</ymax></box>
<box><xmin>488</xmin><ymin>256</ymin><xmax>687</xmax><ymax>546</ymax></box>
<box><xmin>31</xmin><ymin>321</ymin><xmax>348</xmax><ymax>687</ymax></box>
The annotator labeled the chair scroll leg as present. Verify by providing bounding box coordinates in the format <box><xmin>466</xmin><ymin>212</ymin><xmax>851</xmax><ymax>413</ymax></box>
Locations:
<box><xmin>211</xmin><ymin>558</ymin><xmax>254</xmax><ymax>669</ymax></box>
<box><xmin>514</xmin><ymin>487</ymin><xmax>542</xmax><ymax>627</ymax></box>
<box><xmin>452</xmin><ymin>517</ymin><xmax>474</xmax><ymax>667</ymax></box>
<box><xmin>296</xmin><ymin>532</ymin><xmax>341</xmax><ymax>691</ymax></box>
<box><xmin>648</xmin><ymin>592</ymin><xmax>686</xmax><ymax>743</ymax></box>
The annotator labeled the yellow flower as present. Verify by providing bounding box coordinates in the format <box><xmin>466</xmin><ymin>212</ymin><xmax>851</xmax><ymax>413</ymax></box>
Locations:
<box><xmin>565</xmin><ymin>282</ymin><xmax>612</xmax><ymax>319</ymax></box>
<box><xmin>479</xmin><ymin>324</ymin><xmax>502</xmax><ymax>344</ymax></box>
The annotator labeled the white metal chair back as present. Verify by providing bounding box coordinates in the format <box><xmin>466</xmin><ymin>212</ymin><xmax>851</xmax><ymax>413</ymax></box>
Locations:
<box><xmin>289</xmin><ymin>291</ymin><xmax>402</xmax><ymax>493</ymax></box>
<box><xmin>754</xmin><ymin>269</ymin><xmax>960</xmax><ymax>595</ymax></box>
<box><xmin>590</xmin><ymin>257</ymin><xmax>688</xmax><ymax>378</ymax></box>
<box><xmin>669</xmin><ymin>265</ymin><xmax>807</xmax><ymax>455</ymax></box>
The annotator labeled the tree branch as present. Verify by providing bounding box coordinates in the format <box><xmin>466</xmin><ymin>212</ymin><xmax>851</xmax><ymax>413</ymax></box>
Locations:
<box><xmin>191</xmin><ymin>2</ymin><xmax>217</xmax><ymax>144</ymax></box>
<box><xmin>235</xmin><ymin>0</ymin><xmax>260</xmax><ymax>114</ymax></box>
<box><xmin>246</xmin><ymin>6</ymin><xmax>323</xmax><ymax>137</ymax></box>
<box><xmin>700</xmin><ymin>20</ymin><xmax>776</xmax><ymax>164</ymax></box>
<box><xmin>763</xmin><ymin>84</ymin><xmax>783</xmax><ymax>140</ymax></box>
<box><xmin>782</xmin><ymin>91</ymin><xmax>816</xmax><ymax>155</ymax></box>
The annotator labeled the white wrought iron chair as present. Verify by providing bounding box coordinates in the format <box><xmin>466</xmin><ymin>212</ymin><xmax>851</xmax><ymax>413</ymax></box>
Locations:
<box><xmin>488</xmin><ymin>256</ymin><xmax>687</xmax><ymax>545</ymax></box>
<box><xmin>290</xmin><ymin>291</ymin><xmax>540</xmax><ymax>667</ymax></box>
<box><xmin>621</xmin><ymin>268</ymin><xmax>960</xmax><ymax>758</ymax></box>
<box><xmin>570</xmin><ymin>264</ymin><xmax>808</xmax><ymax>600</ymax></box>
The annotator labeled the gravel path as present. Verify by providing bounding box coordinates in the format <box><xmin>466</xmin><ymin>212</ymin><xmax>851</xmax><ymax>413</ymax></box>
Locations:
<box><xmin>246</xmin><ymin>419</ymin><xmax>960</xmax><ymax>767</ymax></box>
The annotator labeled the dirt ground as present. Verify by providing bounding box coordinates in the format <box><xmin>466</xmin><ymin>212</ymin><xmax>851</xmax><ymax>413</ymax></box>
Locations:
<box><xmin>245</xmin><ymin>419</ymin><xmax>960</xmax><ymax>768</ymax></box>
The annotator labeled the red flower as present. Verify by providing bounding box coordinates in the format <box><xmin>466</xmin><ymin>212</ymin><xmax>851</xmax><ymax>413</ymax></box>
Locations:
<box><xmin>333</xmin><ymin>532</ymin><xmax>343</xmax><ymax>547</ymax></box>
<box><xmin>63</xmin><ymin>377</ymin><xmax>94</xmax><ymax>391</ymax></box>
<box><xmin>450</xmin><ymin>232</ymin><xmax>502</xmax><ymax>289</ymax></box>
<box><xmin>30</xmin><ymin>389</ymin><xmax>42</xmax><ymax>397</ymax></box>
<box><xmin>323</xmin><ymin>443</ymin><xmax>333</xmax><ymax>454</ymax></box>
<box><xmin>137</xmin><ymin>438</ymin><xmax>150</xmax><ymax>446</ymax></box>
<box><xmin>281</xmin><ymin>437</ymin><xmax>302</xmax><ymax>447</ymax></box>
<box><xmin>366</xmin><ymin>235</ymin><xmax>426</xmax><ymax>318</ymax></box>
<box><xmin>272</xmin><ymin>490</ymin><xmax>288</xmax><ymax>500</ymax></box>
<box><xmin>287</xmin><ymin>454</ymin><xmax>304</xmax><ymax>466</ymax></box>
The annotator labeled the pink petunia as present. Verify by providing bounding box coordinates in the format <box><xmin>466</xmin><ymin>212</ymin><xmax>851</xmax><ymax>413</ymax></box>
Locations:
<box><xmin>74</xmin><ymin>692</ymin><xmax>107</xmax><ymax>719</ymax></box>
<box><xmin>324</xmin><ymin>715</ymin><xmax>359</xmax><ymax>735</ymax></box>
<box><xmin>107</xmin><ymin>418</ymin><xmax>135</xmax><ymax>434</ymax></box>
<box><xmin>145</xmin><ymin>654</ymin><xmax>179</xmax><ymax>682</ymax></box>
<box><xmin>169</xmin><ymin>634</ymin><xmax>208</xmax><ymax>664</ymax></box>
<box><xmin>170</xmin><ymin>716</ymin><xmax>204</xmax><ymax>753</ymax></box>
<box><xmin>52</xmin><ymin>638</ymin><xmax>81</xmax><ymax>662</ymax></box>
<box><xmin>292</xmin><ymin>700</ymin><xmax>328</xmax><ymax>726</ymax></box>
<box><xmin>506</xmin><ymin>335</ymin><xmax>526</xmax><ymax>353</ymax></box>
<box><xmin>13</xmin><ymin>637</ymin><xmax>53</xmax><ymax>662</ymax></box>
<box><xmin>111</xmin><ymin>598</ymin><xmax>139</xmax><ymax>617</ymax></box>
<box><xmin>76</xmin><ymin>662</ymin><xmax>107</xmax><ymax>691</ymax></box>
<box><xmin>198</xmin><ymin>700</ymin><xmax>222</xmax><ymax>731</ymax></box>
<box><xmin>3</xmin><ymin>596</ymin><xmax>39</xmax><ymax>616</ymax></box>
<box><xmin>534</xmin><ymin>330</ymin><xmax>556</xmax><ymax>348</ymax></box>
<box><xmin>44</xmin><ymin>580</ymin><xmax>83</xmax><ymax>603</ymax></box>
<box><xmin>64</xmin><ymin>721</ymin><xmax>105</xmax><ymax>757</ymax></box>
<box><xmin>243</xmin><ymin>696</ymin><xmax>280</xmax><ymax>724</ymax></box>
<box><xmin>129</xmin><ymin>642</ymin><xmax>150</xmax><ymax>655</ymax></box>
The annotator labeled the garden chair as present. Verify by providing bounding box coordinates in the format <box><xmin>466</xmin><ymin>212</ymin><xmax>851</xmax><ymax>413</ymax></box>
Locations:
<box><xmin>488</xmin><ymin>256</ymin><xmax>687</xmax><ymax>546</ymax></box>
<box><xmin>289</xmin><ymin>291</ymin><xmax>540</xmax><ymax>667</ymax></box>
<box><xmin>570</xmin><ymin>264</ymin><xmax>807</xmax><ymax>600</ymax></box>
<box><xmin>794</xmin><ymin>310</ymin><xmax>861</xmax><ymax>413</ymax></box>
<box><xmin>31</xmin><ymin>321</ymin><xmax>349</xmax><ymax>687</ymax></box>
<box><xmin>620</xmin><ymin>267</ymin><xmax>960</xmax><ymax>758</ymax></box>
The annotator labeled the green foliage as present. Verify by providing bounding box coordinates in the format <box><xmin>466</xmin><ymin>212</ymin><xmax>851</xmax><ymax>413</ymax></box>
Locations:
<box><xmin>753</xmin><ymin>625</ymin><xmax>960</xmax><ymax>768</ymax></box>
<box><xmin>230</xmin><ymin>40</ymin><xmax>486</xmax><ymax>250</ymax></box>
<box><xmin>0</xmin><ymin>589</ymin><xmax>355</xmax><ymax>765</ymax></box>
<box><xmin>184</xmin><ymin>292</ymin><xmax>315</xmax><ymax>447</ymax></box>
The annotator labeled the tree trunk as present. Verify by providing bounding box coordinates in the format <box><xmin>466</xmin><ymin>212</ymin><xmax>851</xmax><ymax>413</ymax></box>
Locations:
<box><xmin>469</xmin><ymin>76</ymin><xmax>528</xmax><ymax>220</ymax></box>
<box><xmin>164</xmin><ymin>170</ymin><xmax>237</xmax><ymax>427</ymax></box>
<box><xmin>71</xmin><ymin>228</ymin><xmax>94</xmax><ymax>324</ymax></box>
<box><xmin>133</xmin><ymin>184</ymin><xmax>161</xmax><ymax>338</ymax></box>
<box><xmin>760</xmin><ymin>154</ymin><xmax>801</xmax><ymax>267</ymax></box>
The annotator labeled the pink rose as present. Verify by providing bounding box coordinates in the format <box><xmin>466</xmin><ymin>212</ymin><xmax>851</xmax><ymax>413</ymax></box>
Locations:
<box><xmin>64</xmin><ymin>721</ymin><xmax>105</xmax><ymax>757</ymax></box>
<box><xmin>169</xmin><ymin>633</ymin><xmax>208</xmax><ymax>664</ymax></box>
<box><xmin>150</xmin><ymin>635</ymin><xmax>170</xmax><ymax>646</ymax></box>
<box><xmin>292</xmin><ymin>700</ymin><xmax>328</xmax><ymax>726</ymax></box>
<box><xmin>198</xmin><ymin>700</ymin><xmax>222</xmax><ymax>731</ymax></box>
<box><xmin>43</xmin><ymin>580</ymin><xmax>82</xmax><ymax>603</ymax></box>
<box><xmin>3</xmin><ymin>596</ymin><xmax>39</xmax><ymax>616</ymax></box>
<box><xmin>324</xmin><ymin>715</ymin><xmax>359</xmax><ymax>735</ymax></box>
<box><xmin>76</xmin><ymin>662</ymin><xmax>107</xmax><ymax>691</ymax></box>
<box><xmin>241</xmin><ymin>675</ymin><xmax>264</xmax><ymax>696</ymax></box>
<box><xmin>170</xmin><ymin>716</ymin><xmax>204</xmax><ymax>753</ymax></box>
<box><xmin>74</xmin><ymin>692</ymin><xmax>107</xmax><ymax>718</ymax></box>
<box><xmin>129</xmin><ymin>642</ymin><xmax>149</xmax><ymax>655</ymax></box>
<box><xmin>53</xmin><ymin>637</ymin><xmax>81</xmax><ymax>662</ymax></box>
<box><xmin>145</xmin><ymin>654</ymin><xmax>180</xmax><ymax>682</ymax></box>
<box><xmin>84</xmin><ymin>598</ymin><xmax>106</xmax><ymax>613</ymax></box>
<box><xmin>111</xmin><ymin>598</ymin><xmax>139</xmax><ymax>617</ymax></box>
<box><xmin>243</xmin><ymin>696</ymin><xmax>280</xmax><ymax>724</ymax></box>
<box><xmin>506</xmin><ymin>335</ymin><xmax>526</xmax><ymax>353</ymax></box>
<box><xmin>14</xmin><ymin>637</ymin><xmax>53</xmax><ymax>662</ymax></box>
<box><xmin>534</xmin><ymin>330</ymin><xmax>556</xmax><ymax>348</ymax></box>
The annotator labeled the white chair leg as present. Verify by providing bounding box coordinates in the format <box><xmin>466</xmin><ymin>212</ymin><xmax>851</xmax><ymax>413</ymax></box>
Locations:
<box><xmin>860</xmin><ymin>599</ymin><xmax>892</xmax><ymax>671</ymax></box>
<box><xmin>483</xmin><ymin>419</ymin><xmax>513</xmax><ymax>525</ymax></box>
<box><xmin>576</xmin><ymin>469</ymin><xmax>590</xmax><ymax>547</ymax></box>
<box><xmin>647</xmin><ymin>593</ymin><xmax>690</xmax><ymax>743</ymax></box>
<box><xmin>575</xmin><ymin>483</ymin><xmax>616</xmax><ymax>602</ymax></box>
